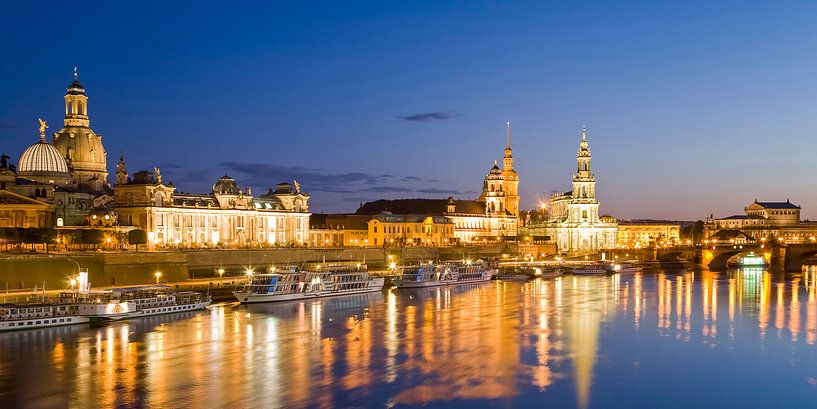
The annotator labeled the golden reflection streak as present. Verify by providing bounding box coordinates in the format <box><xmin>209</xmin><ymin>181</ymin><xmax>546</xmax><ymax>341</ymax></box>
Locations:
<box><xmin>776</xmin><ymin>283</ymin><xmax>785</xmax><ymax>331</ymax></box>
<box><xmin>759</xmin><ymin>272</ymin><xmax>770</xmax><ymax>336</ymax></box>
<box><xmin>790</xmin><ymin>279</ymin><xmax>801</xmax><ymax>341</ymax></box>
<box><xmin>386</xmin><ymin>289</ymin><xmax>398</xmax><ymax>382</ymax></box>
<box><xmin>808</xmin><ymin>269</ymin><xmax>817</xmax><ymax>345</ymax></box>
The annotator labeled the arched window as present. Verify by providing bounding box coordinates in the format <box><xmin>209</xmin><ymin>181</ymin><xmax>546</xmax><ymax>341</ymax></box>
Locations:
<box><xmin>582</xmin><ymin>210</ymin><xmax>588</xmax><ymax>220</ymax></box>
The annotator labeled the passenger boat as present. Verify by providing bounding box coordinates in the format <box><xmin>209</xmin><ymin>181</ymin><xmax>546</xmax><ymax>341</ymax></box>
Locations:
<box><xmin>605</xmin><ymin>262</ymin><xmax>643</xmax><ymax>273</ymax></box>
<box><xmin>728</xmin><ymin>252</ymin><xmax>768</xmax><ymax>268</ymax></box>
<box><xmin>572</xmin><ymin>263</ymin><xmax>608</xmax><ymax>275</ymax></box>
<box><xmin>233</xmin><ymin>265</ymin><xmax>385</xmax><ymax>303</ymax></box>
<box><xmin>0</xmin><ymin>302</ymin><xmax>89</xmax><ymax>332</ymax></box>
<box><xmin>63</xmin><ymin>286</ymin><xmax>211</xmax><ymax>321</ymax></box>
<box><xmin>395</xmin><ymin>262</ymin><xmax>492</xmax><ymax>288</ymax></box>
<box><xmin>537</xmin><ymin>267</ymin><xmax>565</xmax><ymax>279</ymax></box>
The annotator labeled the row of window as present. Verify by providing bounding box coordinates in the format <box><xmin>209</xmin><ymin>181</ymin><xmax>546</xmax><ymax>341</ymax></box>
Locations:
<box><xmin>7</xmin><ymin>317</ymin><xmax>74</xmax><ymax>327</ymax></box>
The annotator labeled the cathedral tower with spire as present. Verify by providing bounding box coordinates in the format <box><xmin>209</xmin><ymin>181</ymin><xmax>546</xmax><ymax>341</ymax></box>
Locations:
<box><xmin>541</xmin><ymin>127</ymin><xmax>617</xmax><ymax>253</ymax></box>
<box><xmin>501</xmin><ymin>121</ymin><xmax>519</xmax><ymax>216</ymax></box>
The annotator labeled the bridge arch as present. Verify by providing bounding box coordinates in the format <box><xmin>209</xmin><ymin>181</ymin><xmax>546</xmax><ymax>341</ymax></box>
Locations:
<box><xmin>785</xmin><ymin>249</ymin><xmax>817</xmax><ymax>272</ymax></box>
<box><xmin>707</xmin><ymin>250</ymin><xmax>745</xmax><ymax>270</ymax></box>
<box><xmin>658</xmin><ymin>251</ymin><xmax>683</xmax><ymax>263</ymax></box>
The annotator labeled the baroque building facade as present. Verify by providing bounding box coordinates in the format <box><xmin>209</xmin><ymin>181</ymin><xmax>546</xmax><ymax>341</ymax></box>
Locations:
<box><xmin>0</xmin><ymin>71</ymin><xmax>115</xmax><ymax>229</ymax></box>
<box><xmin>355</xmin><ymin>123</ymin><xmax>519</xmax><ymax>243</ymax></box>
<box><xmin>529</xmin><ymin>128</ymin><xmax>617</xmax><ymax>253</ymax></box>
<box><xmin>704</xmin><ymin>200</ymin><xmax>817</xmax><ymax>244</ymax></box>
<box><xmin>616</xmin><ymin>220</ymin><xmax>681</xmax><ymax>248</ymax></box>
<box><xmin>113</xmin><ymin>160</ymin><xmax>310</xmax><ymax>247</ymax></box>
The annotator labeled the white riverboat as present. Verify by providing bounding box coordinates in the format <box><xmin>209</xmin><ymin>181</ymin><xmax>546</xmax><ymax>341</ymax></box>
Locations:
<box><xmin>395</xmin><ymin>262</ymin><xmax>492</xmax><ymax>288</ymax></box>
<box><xmin>572</xmin><ymin>263</ymin><xmax>608</xmax><ymax>275</ymax></box>
<box><xmin>63</xmin><ymin>286</ymin><xmax>211</xmax><ymax>321</ymax></box>
<box><xmin>605</xmin><ymin>262</ymin><xmax>643</xmax><ymax>273</ymax></box>
<box><xmin>0</xmin><ymin>302</ymin><xmax>90</xmax><ymax>332</ymax></box>
<box><xmin>233</xmin><ymin>265</ymin><xmax>385</xmax><ymax>304</ymax></box>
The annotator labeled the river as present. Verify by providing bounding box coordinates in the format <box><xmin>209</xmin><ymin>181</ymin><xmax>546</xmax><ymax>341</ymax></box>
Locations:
<box><xmin>3</xmin><ymin>267</ymin><xmax>817</xmax><ymax>408</ymax></box>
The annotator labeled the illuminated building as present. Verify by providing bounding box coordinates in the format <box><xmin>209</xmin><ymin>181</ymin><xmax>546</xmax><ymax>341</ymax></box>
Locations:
<box><xmin>51</xmin><ymin>69</ymin><xmax>110</xmax><ymax>194</ymax></box>
<box><xmin>0</xmin><ymin>70</ymin><xmax>115</xmax><ymax>228</ymax></box>
<box><xmin>367</xmin><ymin>212</ymin><xmax>454</xmax><ymax>246</ymax></box>
<box><xmin>534</xmin><ymin>128</ymin><xmax>617</xmax><ymax>253</ymax></box>
<box><xmin>616</xmin><ymin>220</ymin><xmax>681</xmax><ymax>248</ymax></box>
<box><xmin>355</xmin><ymin>123</ymin><xmax>518</xmax><ymax>242</ymax></box>
<box><xmin>308</xmin><ymin>214</ymin><xmax>370</xmax><ymax>247</ymax></box>
<box><xmin>704</xmin><ymin>199</ymin><xmax>817</xmax><ymax>244</ymax></box>
<box><xmin>114</xmin><ymin>166</ymin><xmax>310</xmax><ymax>247</ymax></box>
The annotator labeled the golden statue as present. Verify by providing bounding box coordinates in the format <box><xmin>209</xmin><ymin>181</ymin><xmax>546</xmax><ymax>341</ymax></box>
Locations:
<box><xmin>293</xmin><ymin>179</ymin><xmax>300</xmax><ymax>193</ymax></box>
<box><xmin>37</xmin><ymin>118</ymin><xmax>48</xmax><ymax>137</ymax></box>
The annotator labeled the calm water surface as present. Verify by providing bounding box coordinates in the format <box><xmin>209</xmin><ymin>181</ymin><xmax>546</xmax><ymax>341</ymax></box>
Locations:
<box><xmin>3</xmin><ymin>268</ymin><xmax>817</xmax><ymax>408</ymax></box>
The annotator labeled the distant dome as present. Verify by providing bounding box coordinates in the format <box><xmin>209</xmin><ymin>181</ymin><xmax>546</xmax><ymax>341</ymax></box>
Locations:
<box><xmin>213</xmin><ymin>175</ymin><xmax>240</xmax><ymax>194</ymax></box>
<box><xmin>66</xmin><ymin>78</ymin><xmax>86</xmax><ymax>95</ymax></box>
<box><xmin>18</xmin><ymin>140</ymin><xmax>70</xmax><ymax>177</ymax></box>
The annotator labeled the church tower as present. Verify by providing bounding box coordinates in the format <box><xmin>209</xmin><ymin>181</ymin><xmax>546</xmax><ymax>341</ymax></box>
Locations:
<box><xmin>52</xmin><ymin>68</ymin><xmax>109</xmax><ymax>193</ymax></box>
<box><xmin>116</xmin><ymin>152</ymin><xmax>129</xmax><ymax>185</ymax></box>
<box><xmin>500</xmin><ymin>121</ymin><xmax>519</xmax><ymax>216</ymax></box>
<box><xmin>570</xmin><ymin>127</ymin><xmax>600</xmax><ymax>222</ymax></box>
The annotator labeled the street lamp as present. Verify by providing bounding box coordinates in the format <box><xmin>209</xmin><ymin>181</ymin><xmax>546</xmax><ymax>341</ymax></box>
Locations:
<box><xmin>154</xmin><ymin>271</ymin><xmax>162</xmax><ymax>284</ymax></box>
<box><xmin>218</xmin><ymin>268</ymin><xmax>225</xmax><ymax>278</ymax></box>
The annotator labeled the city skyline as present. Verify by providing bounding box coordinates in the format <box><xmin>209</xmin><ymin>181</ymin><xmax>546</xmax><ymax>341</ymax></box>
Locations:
<box><xmin>3</xmin><ymin>2</ymin><xmax>817</xmax><ymax>220</ymax></box>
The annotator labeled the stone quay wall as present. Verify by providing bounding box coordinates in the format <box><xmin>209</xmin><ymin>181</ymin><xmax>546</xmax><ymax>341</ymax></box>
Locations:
<box><xmin>0</xmin><ymin>244</ymin><xmax>515</xmax><ymax>290</ymax></box>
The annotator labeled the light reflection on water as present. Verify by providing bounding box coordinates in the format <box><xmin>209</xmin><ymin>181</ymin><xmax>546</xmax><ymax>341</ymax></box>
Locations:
<box><xmin>3</xmin><ymin>268</ymin><xmax>817</xmax><ymax>408</ymax></box>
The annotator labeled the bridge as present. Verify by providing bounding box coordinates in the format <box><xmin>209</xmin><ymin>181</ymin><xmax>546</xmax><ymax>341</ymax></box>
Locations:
<box><xmin>609</xmin><ymin>243</ymin><xmax>817</xmax><ymax>272</ymax></box>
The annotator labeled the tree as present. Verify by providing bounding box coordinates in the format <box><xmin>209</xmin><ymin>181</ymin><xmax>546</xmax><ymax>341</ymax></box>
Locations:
<box><xmin>58</xmin><ymin>230</ymin><xmax>83</xmax><ymax>251</ymax></box>
<box><xmin>128</xmin><ymin>229</ymin><xmax>148</xmax><ymax>252</ymax></box>
<box><xmin>38</xmin><ymin>228</ymin><xmax>58</xmax><ymax>253</ymax></box>
<box><xmin>21</xmin><ymin>228</ymin><xmax>40</xmax><ymax>251</ymax></box>
<box><xmin>0</xmin><ymin>228</ymin><xmax>20</xmax><ymax>252</ymax></box>
<box><xmin>82</xmin><ymin>229</ymin><xmax>105</xmax><ymax>249</ymax></box>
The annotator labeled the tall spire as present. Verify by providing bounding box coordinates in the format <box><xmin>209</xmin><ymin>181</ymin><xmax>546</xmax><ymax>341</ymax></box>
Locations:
<box><xmin>505</xmin><ymin>120</ymin><xmax>511</xmax><ymax>150</ymax></box>
<box><xmin>578</xmin><ymin>126</ymin><xmax>589</xmax><ymax>154</ymax></box>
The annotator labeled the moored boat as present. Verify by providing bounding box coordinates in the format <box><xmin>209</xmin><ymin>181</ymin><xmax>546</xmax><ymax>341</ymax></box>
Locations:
<box><xmin>395</xmin><ymin>262</ymin><xmax>492</xmax><ymax>288</ymax></box>
<box><xmin>728</xmin><ymin>252</ymin><xmax>768</xmax><ymax>268</ymax></box>
<box><xmin>0</xmin><ymin>302</ymin><xmax>89</xmax><ymax>332</ymax></box>
<box><xmin>233</xmin><ymin>265</ymin><xmax>384</xmax><ymax>303</ymax></box>
<box><xmin>64</xmin><ymin>286</ymin><xmax>211</xmax><ymax>321</ymax></box>
<box><xmin>572</xmin><ymin>263</ymin><xmax>608</xmax><ymax>275</ymax></box>
<box><xmin>605</xmin><ymin>262</ymin><xmax>643</xmax><ymax>273</ymax></box>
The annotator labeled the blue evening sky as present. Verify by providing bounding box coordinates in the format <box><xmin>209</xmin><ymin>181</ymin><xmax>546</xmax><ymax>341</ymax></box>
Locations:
<box><xmin>2</xmin><ymin>1</ymin><xmax>817</xmax><ymax>219</ymax></box>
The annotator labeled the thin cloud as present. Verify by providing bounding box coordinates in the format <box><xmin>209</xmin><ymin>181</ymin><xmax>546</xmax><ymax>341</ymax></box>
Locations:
<box><xmin>365</xmin><ymin>186</ymin><xmax>414</xmax><ymax>193</ymax></box>
<box><xmin>397</xmin><ymin>111</ymin><xmax>460</xmax><ymax>123</ymax></box>
<box><xmin>221</xmin><ymin>162</ymin><xmax>396</xmax><ymax>194</ymax></box>
<box><xmin>416</xmin><ymin>188</ymin><xmax>461</xmax><ymax>195</ymax></box>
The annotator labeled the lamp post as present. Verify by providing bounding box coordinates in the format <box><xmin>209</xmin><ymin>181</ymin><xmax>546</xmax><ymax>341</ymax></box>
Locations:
<box><xmin>154</xmin><ymin>271</ymin><xmax>162</xmax><ymax>284</ymax></box>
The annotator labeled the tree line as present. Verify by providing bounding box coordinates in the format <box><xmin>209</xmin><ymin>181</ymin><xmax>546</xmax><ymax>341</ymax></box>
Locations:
<box><xmin>0</xmin><ymin>228</ymin><xmax>148</xmax><ymax>253</ymax></box>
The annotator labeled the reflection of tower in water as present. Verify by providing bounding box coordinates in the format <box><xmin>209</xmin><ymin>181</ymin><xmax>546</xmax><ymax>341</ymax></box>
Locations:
<box><xmin>567</xmin><ymin>275</ymin><xmax>620</xmax><ymax>409</ymax></box>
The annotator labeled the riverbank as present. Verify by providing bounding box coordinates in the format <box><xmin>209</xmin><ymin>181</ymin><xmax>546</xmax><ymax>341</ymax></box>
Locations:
<box><xmin>0</xmin><ymin>245</ymin><xmax>512</xmax><ymax>291</ymax></box>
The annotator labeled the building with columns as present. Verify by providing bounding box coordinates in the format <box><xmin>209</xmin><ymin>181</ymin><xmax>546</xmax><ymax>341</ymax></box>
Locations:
<box><xmin>704</xmin><ymin>200</ymin><xmax>817</xmax><ymax>245</ymax></box>
<box><xmin>533</xmin><ymin>128</ymin><xmax>617</xmax><ymax>253</ymax></box>
<box><xmin>113</xmin><ymin>161</ymin><xmax>311</xmax><ymax>247</ymax></box>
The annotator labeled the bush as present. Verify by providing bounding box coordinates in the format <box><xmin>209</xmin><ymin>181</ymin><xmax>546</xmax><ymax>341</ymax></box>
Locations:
<box><xmin>128</xmin><ymin>229</ymin><xmax>148</xmax><ymax>251</ymax></box>
<box><xmin>82</xmin><ymin>229</ymin><xmax>105</xmax><ymax>246</ymax></box>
